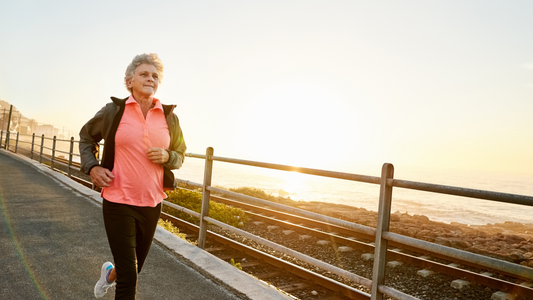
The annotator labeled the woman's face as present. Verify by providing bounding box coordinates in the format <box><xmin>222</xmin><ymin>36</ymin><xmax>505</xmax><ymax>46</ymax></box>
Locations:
<box><xmin>127</xmin><ymin>63</ymin><xmax>160</xmax><ymax>98</ymax></box>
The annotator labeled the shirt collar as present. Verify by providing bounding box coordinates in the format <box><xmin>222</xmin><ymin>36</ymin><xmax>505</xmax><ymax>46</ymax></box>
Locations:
<box><xmin>126</xmin><ymin>95</ymin><xmax>164</xmax><ymax>111</ymax></box>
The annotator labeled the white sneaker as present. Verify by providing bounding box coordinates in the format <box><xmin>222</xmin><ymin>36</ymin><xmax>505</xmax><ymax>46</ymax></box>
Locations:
<box><xmin>94</xmin><ymin>262</ymin><xmax>115</xmax><ymax>298</ymax></box>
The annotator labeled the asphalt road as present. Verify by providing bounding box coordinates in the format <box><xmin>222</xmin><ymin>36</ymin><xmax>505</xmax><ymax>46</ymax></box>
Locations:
<box><xmin>0</xmin><ymin>151</ymin><xmax>244</xmax><ymax>300</ymax></box>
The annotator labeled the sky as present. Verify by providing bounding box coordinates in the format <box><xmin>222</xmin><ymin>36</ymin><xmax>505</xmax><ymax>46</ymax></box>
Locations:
<box><xmin>1</xmin><ymin>0</ymin><xmax>532</xmax><ymax>177</ymax></box>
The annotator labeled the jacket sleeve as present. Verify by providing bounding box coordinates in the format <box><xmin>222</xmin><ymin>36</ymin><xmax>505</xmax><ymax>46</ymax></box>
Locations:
<box><xmin>163</xmin><ymin>113</ymin><xmax>186</xmax><ymax>170</ymax></box>
<box><xmin>79</xmin><ymin>105</ymin><xmax>106</xmax><ymax>174</ymax></box>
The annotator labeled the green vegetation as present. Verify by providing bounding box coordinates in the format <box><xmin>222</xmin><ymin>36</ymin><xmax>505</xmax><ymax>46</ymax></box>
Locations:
<box><xmin>163</xmin><ymin>189</ymin><xmax>248</xmax><ymax>228</ymax></box>
<box><xmin>158</xmin><ymin>219</ymin><xmax>188</xmax><ymax>240</ymax></box>
<box><xmin>229</xmin><ymin>258</ymin><xmax>242</xmax><ymax>270</ymax></box>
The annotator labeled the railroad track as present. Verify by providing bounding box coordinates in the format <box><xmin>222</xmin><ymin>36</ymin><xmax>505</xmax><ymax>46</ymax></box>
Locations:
<box><xmin>169</xmin><ymin>190</ymin><xmax>533</xmax><ymax>299</ymax></box>
<box><xmin>159</xmin><ymin>211</ymin><xmax>363</xmax><ymax>300</ymax></box>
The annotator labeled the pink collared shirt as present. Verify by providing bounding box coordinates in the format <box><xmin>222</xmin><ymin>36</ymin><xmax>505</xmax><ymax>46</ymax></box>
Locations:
<box><xmin>102</xmin><ymin>95</ymin><xmax>170</xmax><ymax>207</ymax></box>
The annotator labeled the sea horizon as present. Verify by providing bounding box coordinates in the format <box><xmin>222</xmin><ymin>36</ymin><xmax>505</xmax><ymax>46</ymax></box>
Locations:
<box><xmin>173</xmin><ymin>157</ymin><xmax>533</xmax><ymax>227</ymax></box>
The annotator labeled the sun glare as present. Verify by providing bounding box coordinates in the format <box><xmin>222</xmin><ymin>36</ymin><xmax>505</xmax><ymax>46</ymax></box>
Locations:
<box><xmin>276</xmin><ymin>170</ymin><xmax>309</xmax><ymax>197</ymax></box>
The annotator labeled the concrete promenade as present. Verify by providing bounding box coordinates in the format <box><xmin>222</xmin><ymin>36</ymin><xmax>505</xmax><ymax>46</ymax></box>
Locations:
<box><xmin>0</xmin><ymin>150</ymin><xmax>291</xmax><ymax>300</ymax></box>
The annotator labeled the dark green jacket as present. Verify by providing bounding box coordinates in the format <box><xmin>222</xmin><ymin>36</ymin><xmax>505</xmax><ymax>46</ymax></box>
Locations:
<box><xmin>79</xmin><ymin>96</ymin><xmax>186</xmax><ymax>190</ymax></box>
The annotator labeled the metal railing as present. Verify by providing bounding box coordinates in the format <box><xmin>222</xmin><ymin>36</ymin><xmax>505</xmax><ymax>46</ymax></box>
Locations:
<box><xmin>1</xmin><ymin>130</ymin><xmax>99</xmax><ymax>188</ymax></box>
<box><xmin>182</xmin><ymin>148</ymin><xmax>533</xmax><ymax>300</ymax></box>
<box><xmin>2</xmin><ymin>130</ymin><xmax>533</xmax><ymax>300</ymax></box>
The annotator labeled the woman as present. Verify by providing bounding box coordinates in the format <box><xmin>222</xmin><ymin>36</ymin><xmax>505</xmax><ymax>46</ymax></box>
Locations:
<box><xmin>79</xmin><ymin>53</ymin><xmax>186</xmax><ymax>299</ymax></box>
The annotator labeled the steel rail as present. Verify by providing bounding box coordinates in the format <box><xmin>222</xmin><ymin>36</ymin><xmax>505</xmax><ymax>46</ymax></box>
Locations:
<box><xmin>207</xmin><ymin>186</ymin><xmax>377</xmax><ymax>238</ymax></box>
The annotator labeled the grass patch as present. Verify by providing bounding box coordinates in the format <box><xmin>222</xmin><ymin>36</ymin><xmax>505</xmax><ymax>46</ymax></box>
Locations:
<box><xmin>163</xmin><ymin>189</ymin><xmax>248</xmax><ymax>228</ymax></box>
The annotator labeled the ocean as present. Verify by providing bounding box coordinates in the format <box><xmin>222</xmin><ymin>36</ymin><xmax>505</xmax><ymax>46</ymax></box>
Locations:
<box><xmin>173</xmin><ymin>157</ymin><xmax>533</xmax><ymax>226</ymax></box>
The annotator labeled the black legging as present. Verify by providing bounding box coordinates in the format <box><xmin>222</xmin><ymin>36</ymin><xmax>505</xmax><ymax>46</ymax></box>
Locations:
<box><xmin>102</xmin><ymin>199</ymin><xmax>161</xmax><ymax>300</ymax></box>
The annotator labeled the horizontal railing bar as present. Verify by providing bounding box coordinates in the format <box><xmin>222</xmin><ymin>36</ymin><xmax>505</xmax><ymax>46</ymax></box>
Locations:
<box><xmin>204</xmin><ymin>216</ymin><xmax>373</xmax><ymax>288</ymax></box>
<box><xmin>184</xmin><ymin>153</ymin><xmax>381</xmax><ymax>185</ymax></box>
<box><xmin>185</xmin><ymin>153</ymin><xmax>207</xmax><ymax>159</ymax></box>
<box><xmin>53</xmin><ymin>149</ymin><xmax>71</xmax><ymax>155</ymax></box>
<box><xmin>162</xmin><ymin>200</ymin><xmax>201</xmax><ymax>219</ymax></box>
<box><xmin>69</xmin><ymin>165</ymin><xmax>81</xmax><ymax>172</ymax></box>
<box><xmin>207</xmin><ymin>186</ymin><xmax>377</xmax><ymax>237</ymax></box>
<box><xmin>52</xmin><ymin>160</ymin><xmax>69</xmax><ymax>168</ymax></box>
<box><xmin>378</xmin><ymin>285</ymin><xmax>419</xmax><ymax>300</ymax></box>
<box><xmin>391</xmin><ymin>179</ymin><xmax>533</xmax><ymax>205</ymax></box>
<box><xmin>213</xmin><ymin>156</ymin><xmax>381</xmax><ymax>185</ymax></box>
<box><xmin>175</xmin><ymin>178</ymin><xmax>203</xmax><ymax>189</ymax></box>
<box><xmin>54</xmin><ymin>138</ymin><xmax>72</xmax><ymax>142</ymax></box>
<box><xmin>39</xmin><ymin>156</ymin><xmax>51</xmax><ymax>161</ymax></box>
<box><xmin>382</xmin><ymin>231</ymin><xmax>533</xmax><ymax>280</ymax></box>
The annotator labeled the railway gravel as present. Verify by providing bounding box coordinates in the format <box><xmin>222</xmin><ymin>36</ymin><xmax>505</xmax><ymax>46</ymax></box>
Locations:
<box><xmin>208</xmin><ymin>220</ymin><xmax>533</xmax><ymax>300</ymax></box>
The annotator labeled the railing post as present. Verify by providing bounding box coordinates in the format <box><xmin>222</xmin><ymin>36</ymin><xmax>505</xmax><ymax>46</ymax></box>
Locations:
<box><xmin>39</xmin><ymin>134</ymin><xmax>44</xmax><ymax>164</ymax></box>
<box><xmin>15</xmin><ymin>132</ymin><xmax>19</xmax><ymax>153</ymax></box>
<box><xmin>198</xmin><ymin>147</ymin><xmax>214</xmax><ymax>249</ymax></box>
<box><xmin>371</xmin><ymin>163</ymin><xmax>394</xmax><ymax>300</ymax></box>
<box><xmin>51</xmin><ymin>135</ymin><xmax>57</xmax><ymax>170</ymax></box>
<box><xmin>0</xmin><ymin>130</ymin><xmax>3</xmax><ymax>149</ymax></box>
<box><xmin>5</xmin><ymin>131</ymin><xmax>10</xmax><ymax>150</ymax></box>
<box><xmin>68</xmin><ymin>137</ymin><xmax>74</xmax><ymax>177</ymax></box>
<box><xmin>5</xmin><ymin>105</ymin><xmax>13</xmax><ymax>150</ymax></box>
<box><xmin>31</xmin><ymin>133</ymin><xmax>35</xmax><ymax>159</ymax></box>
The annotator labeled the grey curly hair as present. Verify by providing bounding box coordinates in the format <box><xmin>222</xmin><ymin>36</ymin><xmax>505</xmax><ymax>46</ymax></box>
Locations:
<box><xmin>124</xmin><ymin>53</ymin><xmax>164</xmax><ymax>93</ymax></box>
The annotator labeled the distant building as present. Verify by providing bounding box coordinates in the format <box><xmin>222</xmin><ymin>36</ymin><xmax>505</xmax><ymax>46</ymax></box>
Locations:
<box><xmin>34</xmin><ymin>124</ymin><xmax>59</xmax><ymax>137</ymax></box>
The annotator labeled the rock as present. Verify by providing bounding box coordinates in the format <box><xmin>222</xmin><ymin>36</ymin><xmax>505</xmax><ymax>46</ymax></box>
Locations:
<box><xmin>491</xmin><ymin>291</ymin><xmax>517</xmax><ymax>300</ymax></box>
<box><xmin>449</xmin><ymin>238</ymin><xmax>472</xmax><ymax>249</ymax></box>
<box><xmin>387</xmin><ymin>261</ymin><xmax>403</xmax><ymax>268</ymax></box>
<box><xmin>338</xmin><ymin>246</ymin><xmax>353</xmax><ymax>252</ymax></box>
<box><xmin>413</xmin><ymin>214</ymin><xmax>430</xmax><ymax>223</ymax></box>
<box><xmin>361</xmin><ymin>253</ymin><xmax>374</xmax><ymax>261</ymax></box>
<box><xmin>434</xmin><ymin>237</ymin><xmax>451</xmax><ymax>247</ymax></box>
<box><xmin>451</xmin><ymin>279</ymin><xmax>469</xmax><ymax>289</ymax></box>
<box><xmin>417</xmin><ymin>269</ymin><xmax>434</xmax><ymax>277</ymax></box>
<box><xmin>415</xmin><ymin>229</ymin><xmax>437</xmax><ymax>240</ymax></box>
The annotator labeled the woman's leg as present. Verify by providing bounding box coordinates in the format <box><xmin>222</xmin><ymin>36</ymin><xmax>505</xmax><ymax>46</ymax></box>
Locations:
<box><xmin>134</xmin><ymin>202</ymin><xmax>162</xmax><ymax>273</ymax></box>
<box><xmin>102</xmin><ymin>200</ymin><xmax>139</xmax><ymax>300</ymax></box>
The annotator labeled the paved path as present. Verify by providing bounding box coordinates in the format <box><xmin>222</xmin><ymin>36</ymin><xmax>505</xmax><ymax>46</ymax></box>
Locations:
<box><xmin>0</xmin><ymin>151</ymin><xmax>246</xmax><ymax>300</ymax></box>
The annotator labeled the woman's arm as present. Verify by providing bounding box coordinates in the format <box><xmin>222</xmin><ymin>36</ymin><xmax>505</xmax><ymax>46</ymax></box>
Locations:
<box><xmin>79</xmin><ymin>105</ymin><xmax>106</xmax><ymax>174</ymax></box>
<box><xmin>163</xmin><ymin>113</ymin><xmax>186</xmax><ymax>170</ymax></box>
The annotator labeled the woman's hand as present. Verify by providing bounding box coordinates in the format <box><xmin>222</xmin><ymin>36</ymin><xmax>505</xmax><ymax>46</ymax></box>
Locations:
<box><xmin>90</xmin><ymin>166</ymin><xmax>115</xmax><ymax>187</ymax></box>
<box><xmin>147</xmin><ymin>147</ymin><xmax>170</xmax><ymax>164</ymax></box>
